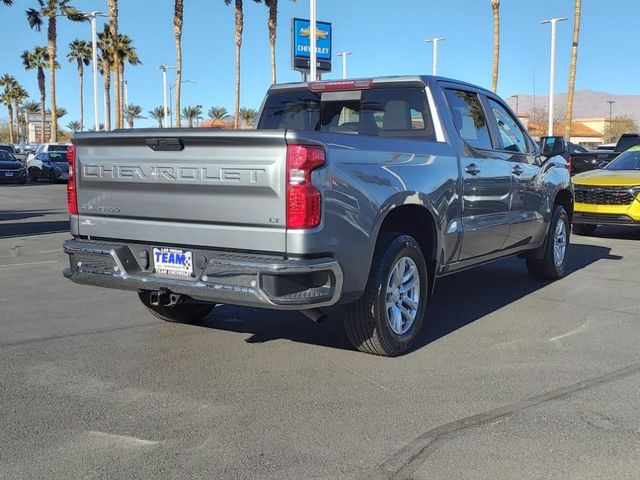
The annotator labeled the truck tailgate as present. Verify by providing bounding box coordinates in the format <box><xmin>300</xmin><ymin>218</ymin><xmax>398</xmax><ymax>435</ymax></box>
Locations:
<box><xmin>73</xmin><ymin>130</ymin><xmax>288</xmax><ymax>252</ymax></box>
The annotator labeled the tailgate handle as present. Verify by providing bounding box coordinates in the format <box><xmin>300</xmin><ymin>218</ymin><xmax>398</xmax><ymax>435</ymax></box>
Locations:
<box><xmin>146</xmin><ymin>138</ymin><xmax>184</xmax><ymax>152</ymax></box>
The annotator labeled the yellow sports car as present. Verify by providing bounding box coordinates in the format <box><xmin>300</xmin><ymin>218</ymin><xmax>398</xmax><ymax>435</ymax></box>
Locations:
<box><xmin>572</xmin><ymin>145</ymin><xmax>640</xmax><ymax>235</ymax></box>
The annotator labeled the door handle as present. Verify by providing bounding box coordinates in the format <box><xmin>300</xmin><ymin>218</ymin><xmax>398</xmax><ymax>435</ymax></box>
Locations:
<box><xmin>465</xmin><ymin>163</ymin><xmax>481</xmax><ymax>176</ymax></box>
<box><xmin>512</xmin><ymin>165</ymin><xmax>525</xmax><ymax>176</ymax></box>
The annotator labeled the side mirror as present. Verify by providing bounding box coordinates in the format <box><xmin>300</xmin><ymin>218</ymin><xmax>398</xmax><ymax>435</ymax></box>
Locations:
<box><xmin>541</xmin><ymin>139</ymin><xmax>566</xmax><ymax>157</ymax></box>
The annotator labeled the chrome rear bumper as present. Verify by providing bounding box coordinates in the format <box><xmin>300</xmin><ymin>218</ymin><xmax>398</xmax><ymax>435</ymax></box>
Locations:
<box><xmin>63</xmin><ymin>239</ymin><xmax>343</xmax><ymax>310</ymax></box>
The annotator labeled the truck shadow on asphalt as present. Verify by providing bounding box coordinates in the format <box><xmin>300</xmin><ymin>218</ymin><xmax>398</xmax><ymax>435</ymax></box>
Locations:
<box><xmin>196</xmin><ymin>243</ymin><xmax>621</xmax><ymax>354</ymax></box>
<box><xmin>0</xmin><ymin>210</ymin><xmax>69</xmax><ymax>238</ymax></box>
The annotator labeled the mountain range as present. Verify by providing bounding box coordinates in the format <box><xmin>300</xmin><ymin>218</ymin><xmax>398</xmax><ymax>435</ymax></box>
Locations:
<box><xmin>504</xmin><ymin>90</ymin><xmax>640</xmax><ymax>126</ymax></box>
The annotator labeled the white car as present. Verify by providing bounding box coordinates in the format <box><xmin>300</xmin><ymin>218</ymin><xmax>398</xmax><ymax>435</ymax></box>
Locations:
<box><xmin>26</xmin><ymin>143</ymin><xmax>71</xmax><ymax>162</ymax></box>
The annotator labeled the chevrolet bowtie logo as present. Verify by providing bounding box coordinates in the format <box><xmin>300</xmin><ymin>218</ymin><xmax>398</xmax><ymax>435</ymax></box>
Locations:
<box><xmin>299</xmin><ymin>28</ymin><xmax>329</xmax><ymax>40</ymax></box>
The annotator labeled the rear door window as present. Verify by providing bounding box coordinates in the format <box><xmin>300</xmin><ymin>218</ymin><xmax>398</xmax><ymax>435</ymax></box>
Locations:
<box><xmin>258</xmin><ymin>87</ymin><xmax>436</xmax><ymax>140</ymax></box>
<box><xmin>444</xmin><ymin>89</ymin><xmax>493</xmax><ymax>150</ymax></box>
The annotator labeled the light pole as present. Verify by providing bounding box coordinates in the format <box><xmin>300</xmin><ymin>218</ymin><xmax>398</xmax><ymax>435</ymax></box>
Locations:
<box><xmin>425</xmin><ymin>37</ymin><xmax>446</xmax><ymax>76</ymax></box>
<box><xmin>511</xmin><ymin>95</ymin><xmax>520</xmax><ymax>116</ymax></box>
<box><xmin>157</xmin><ymin>65</ymin><xmax>175</xmax><ymax>128</ymax></box>
<box><xmin>607</xmin><ymin>100</ymin><xmax>615</xmax><ymax>142</ymax></box>
<box><xmin>82</xmin><ymin>11</ymin><xmax>107</xmax><ymax>131</ymax></box>
<box><xmin>336</xmin><ymin>52</ymin><xmax>352</xmax><ymax>79</ymax></box>
<box><xmin>169</xmin><ymin>80</ymin><xmax>196</xmax><ymax>127</ymax></box>
<box><xmin>309</xmin><ymin>0</ymin><xmax>317</xmax><ymax>81</ymax></box>
<box><xmin>541</xmin><ymin>17</ymin><xmax>567</xmax><ymax>136</ymax></box>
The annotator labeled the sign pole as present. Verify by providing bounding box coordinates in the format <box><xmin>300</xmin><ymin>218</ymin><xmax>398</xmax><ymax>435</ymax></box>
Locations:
<box><xmin>310</xmin><ymin>0</ymin><xmax>317</xmax><ymax>81</ymax></box>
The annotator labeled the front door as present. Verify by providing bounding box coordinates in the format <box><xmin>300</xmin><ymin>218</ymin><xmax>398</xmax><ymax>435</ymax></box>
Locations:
<box><xmin>443</xmin><ymin>88</ymin><xmax>512</xmax><ymax>261</ymax></box>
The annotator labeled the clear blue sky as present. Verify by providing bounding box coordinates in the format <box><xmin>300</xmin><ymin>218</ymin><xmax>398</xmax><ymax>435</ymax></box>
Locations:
<box><xmin>0</xmin><ymin>0</ymin><xmax>638</xmax><ymax>128</ymax></box>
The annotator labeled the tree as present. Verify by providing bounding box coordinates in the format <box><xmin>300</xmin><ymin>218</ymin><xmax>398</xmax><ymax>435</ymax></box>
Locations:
<box><xmin>124</xmin><ymin>104</ymin><xmax>144</xmax><ymax>128</ymax></box>
<box><xmin>208</xmin><ymin>106</ymin><xmax>228</xmax><ymax>121</ymax></box>
<box><xmin>490</xmin><ymin>0</ymin><xmax>500</xmax><ymax>93</ymax></box>
<box><xmin>67</xmin><ymin>39</ymin><xmax>91</xmax><ymax>132</ymax></box>
<box><xmin>114</xmin><ymin>33</ymin><xmax>141</xmax><ymax>127</ymax></box>
<box><xmin>53</xmin><ymin>107</ymin><xmax>67</xmax><ymax>119</ymax></box>
<box><xmin>108</xmin><ymin>0</ymin><xmax>121</xmax><ymax>129</ymax></box>
<box><xmin>21</xmin><ymin>46</ymin><xmax>50</xmax><ymax>142</ymax></box>
<box><xmin>2</xmin><ymin>0</ymin><xmax>14</xmax><ymax>5</ymax></box>
<box><xmin>149</xmin><ymin>106</ymin><xmax>169</xmax><ymax>128</ymax></box>
<box><xmin>0</xmin><ymin>75</ymin><xmax>19</xmax><ymax>143</ymax></box>
<box><xmin>11</xmin><ymin>86</ymin><xmax>29</xmax><ymax>142</ymax></box>
<box><xmin>238</xmin><ymin>106</ymin><xmax>257</xmax><ymax>128</ymax></box>
<box><xmin>26</xmin><ymin>0</ymin><xmax>85</xmax><ymax>142</ymax></box>
<box><xmin>225</xmin><ymin>0</ymin><xmax>261</xmax><ymax>129</ymax></box>
<box><xmin>609</xmin><ymin>115</ymin><xmax>638</xmax><ymax>143</ymax></box>
<box><xmin>174</xmin><ymin>0</ymin><xmax>184</xmax><ymax>127</ymax></box>
<box><xmin>23</xmin><ymin>101</ymin><xmax>41</xmax><ymax>113</ymax></box>
<box><xmin>67</xmin><ymin>120</ymin><xmax>81</xmax><ymax>132</ymax></box>
<box><xmin>98</xmin><ymin>25</ymin><xmax>114</xmax><ymax>130</ymax></box>
<box><xmin>564</xmin><ymin>0</ymin><xmax>582</xmax><ymax>141</ymax></box>
<box><xmin>181</xmin><ymin>105</ymin><xmax>202</xmax><ymax>128</ymax></box>
<box><xmin>263</xmin><ymin>0</ymin><xmax>295</xmax><ymax>84</ymax></box>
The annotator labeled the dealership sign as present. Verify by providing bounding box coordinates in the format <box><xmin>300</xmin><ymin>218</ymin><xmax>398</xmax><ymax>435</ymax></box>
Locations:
<box><xmin>291</xmin><ymin>18</ymin><xmax>332</xmax><ymax>73</ymax></box>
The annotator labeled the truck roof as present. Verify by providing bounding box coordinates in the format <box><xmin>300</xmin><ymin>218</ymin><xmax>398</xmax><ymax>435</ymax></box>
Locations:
<box><xmin>268</xmin><ymin>75</ymin><xmax>494</xmax><ymax>96</ymax></box>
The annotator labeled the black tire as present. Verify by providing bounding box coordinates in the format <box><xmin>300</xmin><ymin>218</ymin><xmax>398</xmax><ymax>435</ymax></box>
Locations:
<box><xmin>29</xmin><ymin>169</ymin><xmax>38</xmax><ymax>182</ymax></box>
<box><xmin>342</xmin><ymin>234</ymin><xmax>429</xmax><ymax>357</ymax></box>
<box><xmin>138</xmin><ymin>291</ymin><xmax>215</xmax><ymax>324</ymax></box>
<box><xmin>526</xmin><ymin>204</ymin><xmax>570</xmax><ymax>280</ymax></box>
<box><xmin>18</xmin><ymin>177</ymin><xmax>27</xmax><ymax>185</ymax></box>
<box><xmin>49</xmin><ymin>170</ymin><xmax>57</xmax><ymax>183</ymax></box>
<box><xmin>573</xmin><ymin>223</ymin><xmax>597</xmax><ymax>236</ymax></box>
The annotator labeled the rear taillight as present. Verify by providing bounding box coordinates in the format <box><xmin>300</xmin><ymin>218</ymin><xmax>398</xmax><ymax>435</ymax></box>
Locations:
<box><xmin>67</xmin><ymin>145</ymin><xmax>77</xmax><ymax>215</ymax></box>
<box><xmin>567</xmin><ymin>155</ymin><xmax>573</xmax><ymax>175</ymax></box>
<box><xmin>286</xmin><ymin>144</ymin><xmax>325</xmax><ymax>229</ymax></box>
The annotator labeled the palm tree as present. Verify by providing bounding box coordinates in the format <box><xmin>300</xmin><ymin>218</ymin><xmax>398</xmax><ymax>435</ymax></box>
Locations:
<box><xmin>21</xmin><ymin>46</ymin><xmax>49</xmax><ymax>142</ymax></box>
<box><xmin>564</xmin><ymin>0</ymin><xmax>582</xmax><ymax>140</ymax></box>
<box><xmin>490</xmin><ymin>0</ymin><xmax>500</xmax><ymax>93</ymax></box>
<box><xmin>225</xmin><ymin>0</ymin><xmax>261</xmax><ymax>129</ymax></box>
<box><xmin>114</xmin><ymin>33</ymin><xmax>141</xmax><ymax>127</ymax></box>
<box><xmin>108</xmin><ymin>0</ymin><xmax>121</xmax><ymax>129</ymax></box>
<box><xmin>208</xmin><ymin>106</ymin><xmax>228</xmax><ymax>121</ymax></box>
<box><xmin>149</xmin><ymin>106</ymin><xmax>169</xmax><ymax>128</ymax></box>
<box><xmin>0</xmin><ymin>75</ymin><xmax>18</xmax><ymax>143</ymax></box>
<box><xmin>67</xmin><ymin>39</ymin><xmax>91</xmax><ymax>132</ymax></box>
<box><xmin>23</xmin><ymin>101</ymin><xmax>41</xmax><ymax>113</ymax></box>
<box><xmin>181</xmin><ymin>105</ymin><xmax>202</xmax><ymax>128</ymax></box>
<box><xmin>54</xmin><ymin>107</ymin><xmax>67</xmax><ymax>119</ymax></box>
<box><xmin>98</xmin><ymin>25</ymin><xmax>114</xmax><ymax>130</ymax></box>
<box><xmin>174</xmin><ymin>0</ymin><xmax>184</xmax><ymax>127</ymax></box>
<box><xmin>2</xmin><ymin>0</ymin><xmax>14</xmax><ymax>5</ymax></box>
<box><xmin>26</xmin><ymin>0</ymin><xmax>84</xmax><ymax>142</ymax></box>
<box><xmin>11</xmin><ymin>85</ymin><xmax>29</xmax><ymax>142</ymax></box>
<box><xmin>238</xmin><ymin>106</ymin><xmax>257</xmax><ymax>128</ymax></box>
<box><xmin>264</xmin><ymin>0</ymin><xmax>295</xmax><ymax>84</ymax></box>
<box><xmin>67</xmin><ymin>120</ymin><xmax>81</xmax><ymax>132</ymax></box>
<box><xmin>124</xmin><ymin>104</ymin><xmax>144</xmax><ymax>128</ymax></box>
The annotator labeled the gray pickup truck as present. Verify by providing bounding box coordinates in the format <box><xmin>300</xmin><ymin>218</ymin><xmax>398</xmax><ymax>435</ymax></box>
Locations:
<box><xmin>63</xmin><ymin>76</ymin><xmax>573</xmax><ymax>356</ymax></box>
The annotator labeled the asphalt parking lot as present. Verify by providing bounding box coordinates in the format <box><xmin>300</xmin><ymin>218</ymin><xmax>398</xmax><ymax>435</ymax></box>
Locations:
<box><xmin>1</xmin><ymin>183</ymin><xmax>639</xmax><ymax>480</ymax></box>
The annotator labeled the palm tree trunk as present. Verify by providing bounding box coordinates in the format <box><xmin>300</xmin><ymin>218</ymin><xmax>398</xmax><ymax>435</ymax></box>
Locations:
<box><xmin>564</xmin><ymin>0</ymin><xmax>581</xmax><ymax>141</ymax></box>
<box><xmin>79</xmin><ymin>66</ymin><xmax>84</xmax><ymax>132</ymax></box>
<box><xmin>268</xmin><ymin>1</ymin><xmax>277</xmax><ymax>84</ymax></box>
<box><xmin>38</xmin><ymin>67</ymin><xmax>46</xmax><ymax>143</ymax></box>
<box><xmin>233</xmin><ymin>0</ymin><xmax>243</xmax><ymax>129</ymax></box>
<box><xmin>491</xmin><ymin>0</ymin><xmax>500</xmax><ymax>93</ymax></box>
<box><xmin>109</xmin><ymin>0</ymin><xmax>121</xmax><ymax>129</ymax></box>
<box><xmin>103</xmin><ymin>66</ymin><xmax>111</xmax><ymax>131</ymax></box>
<box><xmin>47</xmin><ymin>15</ymin><xmax>58</xmax><ymax>142</ymax></box>
<box><xmin>174</xmin><ymin>0</ymin><xmax>183</xmax><ymax>128</ymax></box>
<box><xmin>6</xmin><ymin>105</ymin><xmax>14</xmax><ymax>144</ymax></box>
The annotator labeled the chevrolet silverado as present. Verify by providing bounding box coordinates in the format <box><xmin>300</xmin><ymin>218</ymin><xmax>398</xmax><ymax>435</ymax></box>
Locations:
<box><xmin>63</xmin><ymin>76</ymin><xmax>573</xmax><ymax>356</ymax></box>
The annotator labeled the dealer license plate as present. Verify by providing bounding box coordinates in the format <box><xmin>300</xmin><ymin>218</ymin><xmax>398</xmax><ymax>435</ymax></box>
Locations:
<box><xmin>4</xmin><ymin>172</ymin><xmax>13</xmax><ymax>177</ymax></box>
<box><xmin>152</xmin><ymin>247</ymin><xmax>193</xmax><ymax>277</ymax></box>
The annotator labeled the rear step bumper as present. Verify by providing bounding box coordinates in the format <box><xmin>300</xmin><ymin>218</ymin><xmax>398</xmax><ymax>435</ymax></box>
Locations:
<box><xmin>63</xmin><ymin>239</ymin><xmax>343</xmax><ymax>310</ymax></box>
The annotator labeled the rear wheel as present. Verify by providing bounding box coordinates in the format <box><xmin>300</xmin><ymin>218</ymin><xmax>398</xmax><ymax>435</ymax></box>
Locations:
<box><xmin>138</xmin><ymin>291</ymin><xmax>215</xmax><ymax>324</ymax></box>
<box><xmin>342</xmin><ymin>234</ymin><xmax>428</xmax><ymax>357</ymax></box>
<box><xmin>572</xmin><ymin>223</ymin><xmax>597</xmax><ymax>236</ymax></box>
<box><xmin>49</xmin><ymin>170</ymin><xmax>57</xmax><ymax>183</ymax></box>
<box><xmin>526</xmin><ymin>204</ymin><xmax>570</xmax><ymax>280</ymax></box>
